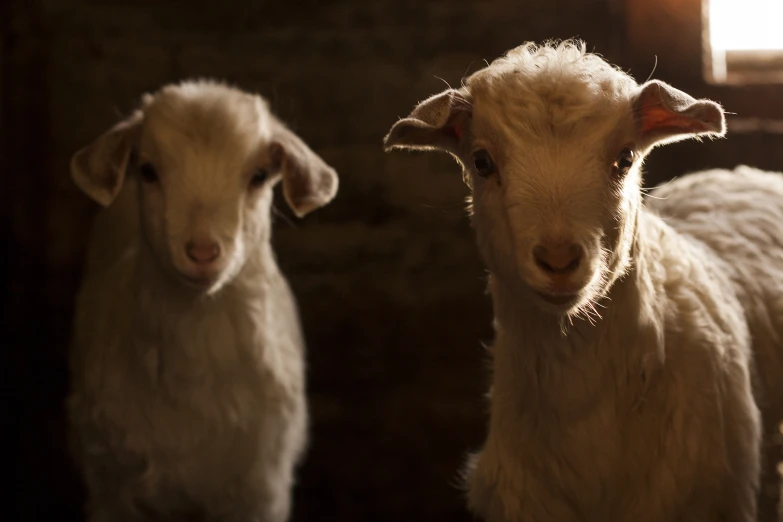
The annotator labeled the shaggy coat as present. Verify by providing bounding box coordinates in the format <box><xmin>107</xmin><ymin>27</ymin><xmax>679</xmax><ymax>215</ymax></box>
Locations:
<box><xmin>385</xmin><ymin>41</ymin><xmax>783</xmax><ymax>522</ymax></box>
<box><xmin>67</xmin><ymin>81</ymin><xmax>338</xmax><ymax>522</ymax></box>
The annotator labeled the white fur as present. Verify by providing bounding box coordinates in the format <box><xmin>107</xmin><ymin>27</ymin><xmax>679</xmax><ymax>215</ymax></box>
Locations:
<box><xmin>385</xmin><ymin>41</ymin><xmax>783</xmax><ymax>521</ymax></box>
<box><xmin>68</xmin><ymin>81</ymin><xmax>337</xmax><ymax>522</ymax></box>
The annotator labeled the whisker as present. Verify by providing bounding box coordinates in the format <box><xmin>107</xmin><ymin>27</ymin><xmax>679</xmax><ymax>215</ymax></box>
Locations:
<box><xmin>586</xmin><ymin>301</ymin><xmax>603</xmax><ymax>321</ymax></box>
<box><xmin>271</xmin><ymin>204</ymin><xmax>297</xmax><ymax>228</ymax></box>
<box><xmin>644</xmin><ymin>55</ymin><xmax>658</xmax><ymax>83</ymax></box>
<box><xmin>434</xmin><ymin>76</ymin><xmax>453</xmax><ymax>90</ymax></box>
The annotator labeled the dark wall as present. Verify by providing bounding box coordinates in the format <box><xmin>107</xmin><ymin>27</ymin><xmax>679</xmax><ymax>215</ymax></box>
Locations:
<box><xmin>5</xmin><ymin>1</ymin><xmax>781</xmax><ymax>521</ymax></box>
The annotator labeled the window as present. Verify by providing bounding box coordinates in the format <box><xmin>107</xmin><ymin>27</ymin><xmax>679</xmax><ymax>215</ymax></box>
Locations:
<box><xmin>705</xmin><ymin>0</ymin><xmax>783</xmax><ymax>84</ymax></box>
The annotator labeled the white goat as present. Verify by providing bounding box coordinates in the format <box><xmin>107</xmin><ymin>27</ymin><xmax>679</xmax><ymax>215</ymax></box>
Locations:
<box><xmin>67</xmin><ymin>80</ymin><xmax>338</xmax><ymax>522</ymax></box>
<box><xmin>384</xmin><ymin>40</ymin><xmax>783</xmax><ymax>522</ymax></box>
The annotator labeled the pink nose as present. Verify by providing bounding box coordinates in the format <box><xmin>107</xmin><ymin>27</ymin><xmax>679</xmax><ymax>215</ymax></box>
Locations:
<box><xmin>186</xmin><ymin>240</ymin><xmax>221</xmax><ymax>265</ymax></box>
<box><xmin>533</xmin><ymin>242</ymin><xmax>583</xmax><ymax>276</ymax></box>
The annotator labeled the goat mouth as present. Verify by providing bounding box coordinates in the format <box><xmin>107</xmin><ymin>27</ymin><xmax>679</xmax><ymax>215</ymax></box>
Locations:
<box><xmin>535</xmin><ymin>291</ymin><xmax>578</xmax><ymax>305</ymax></box>
<box><xmin>179</xmin><ymin>272</ymin><xmax>219</xmax><ymax>290</ymax></box>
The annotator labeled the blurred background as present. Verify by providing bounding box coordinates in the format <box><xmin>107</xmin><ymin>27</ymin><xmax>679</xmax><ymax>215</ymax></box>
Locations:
<box><xmin>4</xmin><ymin>0</ymin><xmax>783</xmax><ymax>521</ymax></box>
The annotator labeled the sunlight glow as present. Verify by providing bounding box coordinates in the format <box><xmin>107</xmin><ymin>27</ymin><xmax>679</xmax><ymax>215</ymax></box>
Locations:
<box><xmin>709</xmin><ymin>0</ymin><xmax>783</xmax><ymax>52</ymax></box>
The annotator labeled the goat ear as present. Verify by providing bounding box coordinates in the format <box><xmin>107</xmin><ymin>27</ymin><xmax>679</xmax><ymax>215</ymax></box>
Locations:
<box><xmin>383</xmin><ymin>89</ymin><xmax>471</xmax><ymax>153</ymax></box>
<box><xmin>71</xmin><ymin>111</ymin><xmax>142</xmax><ymax>207</ymax></box>
<box><xmin>634</xmin><ymin>80</ymin><xmax>726</xmax><ymax>148</ymax></box>
<box><xmin>273</xmin><ymin>126</ymin><xmax>338</xmax><ymax>218</ymax></box>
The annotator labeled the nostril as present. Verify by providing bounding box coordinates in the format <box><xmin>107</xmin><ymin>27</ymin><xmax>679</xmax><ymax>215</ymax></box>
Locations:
<box><xmin>533</xmin><ymin>244</ymin><xmax>583</xmax><ymax>275</ymax></box>
<box><xmin>186</xmin><ymin>241</ymin><xmax>221</xmax><ymax>265</ymax></box>
<box><xmin>533</xmin><ymin>246</ymin><xmax>555</xmax><ymax>273</ymax></box>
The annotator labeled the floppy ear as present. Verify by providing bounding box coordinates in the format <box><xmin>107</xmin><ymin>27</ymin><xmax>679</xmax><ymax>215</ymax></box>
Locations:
<box><xmin>383</xmin><ymin>88</ymin><xmax>471</xmax><ymax>153</ymax></box>
<box><xmin>71</xmin><ymin>111</ymin><xmax>143</xmax><ymax>207</ymax></box>
<box><xmin>272</xmin><ymin>125</ymin><xmax>339</xmax><ymax>218</ymax></box>
<box><xmin>634</xmin><ymin>80</ymin><xmax>726</xmax><ymax>149</ymax></box>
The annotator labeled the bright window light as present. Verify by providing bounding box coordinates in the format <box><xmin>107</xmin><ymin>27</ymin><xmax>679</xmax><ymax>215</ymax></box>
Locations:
<box><xmin>710</xmin><ymin>0</ymin><xmax>783</xmax><ymax>51</ymax></box>
<box><xmin>706</xmin><ymin>0</ymin><xmax>783</xmax><ymax>83</ymax></box>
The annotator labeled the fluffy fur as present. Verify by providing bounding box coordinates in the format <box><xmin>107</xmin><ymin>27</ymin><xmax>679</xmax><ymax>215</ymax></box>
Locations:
<box><xmin>384</xmin><ymin>40</ymin><xmax>783</xmax><ymax>521</ymax></box>
<box><xmin>67</xmin><ymin>80</ymin><xmax>338</xmax><ymax>522</ymax></box>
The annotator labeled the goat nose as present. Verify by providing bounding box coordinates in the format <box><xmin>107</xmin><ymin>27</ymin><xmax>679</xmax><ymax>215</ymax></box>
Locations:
<box><xmin>186</xmin><ymin>240</ymin><xmax>221</xmax><ymax>265</ymax></box>
<box><xmin>533</xmin><ymin>243</ymin><xmax>583</xmax><ymax>275</ymax></box>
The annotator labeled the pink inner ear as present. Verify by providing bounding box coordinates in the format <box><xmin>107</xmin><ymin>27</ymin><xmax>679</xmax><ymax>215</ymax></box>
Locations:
<box><xmin>443</xmin><ymin>120</ymin><xmax>464</xmax><ymax>141</ymax></box>
<box><xmin>640</xmin><ymin>96</ymin><xmax>711</xmax><ymax>135</ymax></box>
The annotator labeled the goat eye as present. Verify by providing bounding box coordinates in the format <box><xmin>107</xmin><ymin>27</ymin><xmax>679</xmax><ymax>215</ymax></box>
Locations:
<box><xmin>613</xmin><ymin>148</ymin><xmax>635</xmax><ymax>177</ymax></box>
<box><xmin>473</xmin><ymin>150</ymin><xmax>496</xmax><ymax>178</ymax></box>
<box><xmin>139</xmin><ymin>163</ymin><xmax>158</xmax><ymax>183</ymax></box>
<box><xmin>249</xmin><ymin>169</ymin><xmax>269</xmax><ymax>189</ymax></box>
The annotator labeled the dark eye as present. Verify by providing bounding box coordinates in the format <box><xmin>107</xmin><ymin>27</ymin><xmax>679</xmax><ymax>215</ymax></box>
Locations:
<box><xmin>473</xmin><ymin>150</ymin><xmax>496</xmax><ymax>178</ymax></box>
<box><xmin>139</xmin><ymin>163</ymin><xmax>158</xmax><ymax>183</ymax></box>
<box><xmin>249</xmin><ymin>168</ymin><xmax>269</xmax><ymax>189</ymax></box>
<box><xmin>613</xmin><ymin>148</ymin><xmax>635</xmax><ymax>177</ymax></box>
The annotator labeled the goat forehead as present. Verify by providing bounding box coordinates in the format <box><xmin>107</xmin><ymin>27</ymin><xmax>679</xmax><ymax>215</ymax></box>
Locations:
<box><xmin>140</xmin><ymin>107</ymin><xmax>266</xmax><ymax>179</ymax></box>
<box><xmin>144</xmin><ymin>86</ymin><xmax>271</xmax><ymax>149</ymax></box>
<box><xmin>140</xmin><ymin>125</ymin><xmax>259</xmax><ymax>178</ymax></box>
<box><xmin>476</xmin><ymin>116</ymin><xmax>618</xmax><ymax>176</ymax></box>
<box><xmin>484</xmin><ymin>138</ymin><xmax>613</xmax><ymax>214</ymax></box>
<box><xmin>466</xmin><ymin>42</ymin><xmax>636</xmax><ymax>136</ymax></box>
<box><xmin>504</xmin><ymin>161</ymin><xmax>607</xmax><ymax>205</ymax></box>
<box><xmin>144</xmin><ymin>111</ymin><xmax>264</xmax><ymax>152</ymax></box>
<box><xmin>472</xmin><ymin>91</ymin><xmax>628</xmax><ymax>147</ymax></box>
